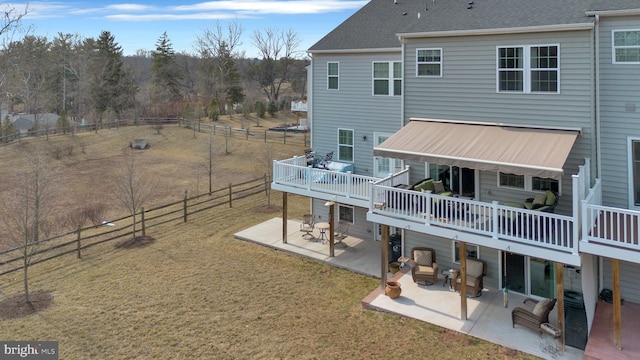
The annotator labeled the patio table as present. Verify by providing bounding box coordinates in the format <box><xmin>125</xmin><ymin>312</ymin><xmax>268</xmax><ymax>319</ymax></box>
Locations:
<box><xmin>316</xmin><ymin>222</ymin><xmax>330</xmax><ymax>243</ymax></box>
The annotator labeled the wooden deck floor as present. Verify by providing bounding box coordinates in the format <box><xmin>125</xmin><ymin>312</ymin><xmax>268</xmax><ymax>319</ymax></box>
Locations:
<box><xmin>584</xmin><ymin>300</ymin><xmax>640</xmax><ymax>360</ymax></box>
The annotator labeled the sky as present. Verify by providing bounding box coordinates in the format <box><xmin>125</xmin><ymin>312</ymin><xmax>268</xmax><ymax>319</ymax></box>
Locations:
<box><xmin>9</xmin><ymin>0</ymin><xmax>368</xmax><ymax>58</ymax></box>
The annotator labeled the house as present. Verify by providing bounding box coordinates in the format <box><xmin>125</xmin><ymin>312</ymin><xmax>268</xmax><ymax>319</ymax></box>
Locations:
<box><xmin>271</xmin><ymin>0</ymin><xmax>640</xmax><ymax>356</ymax></box>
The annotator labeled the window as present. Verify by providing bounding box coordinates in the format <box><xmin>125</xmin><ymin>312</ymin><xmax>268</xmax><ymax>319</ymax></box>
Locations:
<box><xmin>497</xmin><ymin>45</ymin><xmax>559</xmax><ymax>93</ymax></box>
<box><xmin>629</xmin><ymin>139</ymin><xmax>640</xmax><ymax>206</ymax></box>
<box><xmin>453</xmin><ymin>241</ymin><xmax>479</xmax><ymax>263</ymax></box>
<box><xmin>499</xmin><ymin>173</ymin><xmax>525</xmax><ymax>189</ymax></box>
<box><xmin>613</xmin><ymin>30</ymin><xmax>640</xmax><ymax>64</ymax></box>
<box><xmin>417</xmin><ymin>48</ymin><xmax>442</xmax><ymax>77</ymax></box>
<box><xmin>327</xmin><ymin>62</ymin><xmax>339</xmax><ymax>89</ymax></box>
<box><xmin>339</xmin><ymin>205</ymin><xmax>354</xmax><ymax>224</ymax></box>
<box><xmin>498</xmin><ymin>173</ymin><xmax>560</xmax><ymax>194</ymax></box>
<box><xmin>372</xmin><ymin>61</ymin><xmax>402</xmax><ymax>95</ymax></box>
<box><xmin>338</xmin><ymin>129</ymin><xmax>353</xmax><ymax>162</ymax></box>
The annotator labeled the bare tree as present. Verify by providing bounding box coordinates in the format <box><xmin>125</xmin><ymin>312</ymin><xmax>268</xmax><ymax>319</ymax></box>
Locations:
<box><xmin>254</xmin><ymin>143</ymin><xmax>277</xmax><ymax>207</ymax></box>
<box><xmin>196</xmin><ymin>20</ymin><xmax>244</xmax><ymax>115</ymax></box>
<box><xmin>1</xmin><ymin>147</ymin><xmax>52</xmax><ymax>303</ymax></box>
<box><xmin>114</xmin><ymin>152</ymin><xmax>153</xmax><ymax>239</ymax></box>
<box><xmin>250</xmin><ymin>27</ymin><xmax>301</xmax><ymax>103</ymax></box>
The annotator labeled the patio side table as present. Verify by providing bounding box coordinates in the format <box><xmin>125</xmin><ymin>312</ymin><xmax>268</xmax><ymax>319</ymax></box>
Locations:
<box><xmin>442</xmin><ymin>269</ymin><xmax>455</xmax><ymax>289</ymax></box>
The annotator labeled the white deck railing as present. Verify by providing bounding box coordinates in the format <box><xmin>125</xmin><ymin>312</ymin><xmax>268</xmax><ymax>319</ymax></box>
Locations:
<box><xmin>272</xmin><ymin>157</ymin><xmax>380</xmax><ymax>200</ymax></box>
<box><xmin>371</xmin><ymin>184</ymin><xmax>576</xmax><ymax>253</ymax></box>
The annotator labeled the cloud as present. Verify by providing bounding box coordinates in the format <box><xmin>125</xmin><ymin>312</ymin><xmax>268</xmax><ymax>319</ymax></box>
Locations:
<box><xmin>20</xmin><ymin>0</ymin><xmax>367</xmax><ymax>21</ymax></box>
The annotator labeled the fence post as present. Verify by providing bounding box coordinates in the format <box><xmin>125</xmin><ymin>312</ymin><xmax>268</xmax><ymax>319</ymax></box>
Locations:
<box><xmin>141</xmin><ymin>207</ymin><xmax>146</xmax><ymax>236</ymax></box>
<box><xmin>76</xmin><ymin>225</ymin><xmax>82</xmax><ymax>259</ymax></box>
<box><xmin>264</xmin><ymin>174</ymin><xmax>269</xmax><ymax>196</ymax></box>
<box><xmin>283</xmin><ymin>129</ymin><xmax>287</xmax><ymax>144</ymax></box>
<box><xmin>228</xmin><ymin>183</ymin><xmax>233</xmax><ymax>208</ymax></box>
<box><xmin>264</xmin><ymin>130</ymin><xmax>267</xmax><ymax>142</ymax></box>
<box><xmin>183</xmin><ymin>190</ymin><xmax>188</xmax><ymax>223</ymax></box>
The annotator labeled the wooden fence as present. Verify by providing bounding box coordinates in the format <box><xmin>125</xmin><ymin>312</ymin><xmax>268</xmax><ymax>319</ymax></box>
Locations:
<box><xmin>0</xmin><ymin>118</ymin><xmax>310</xmax><ymax>147</ymax></box>
<box><xmin>0</xmin><ymin>175</ymin><xmax>272</xmax><ymax>278</ymax></box>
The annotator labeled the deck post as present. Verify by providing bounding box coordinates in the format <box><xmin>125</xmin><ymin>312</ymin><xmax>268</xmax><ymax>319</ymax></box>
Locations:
<box><xmin>327</xmin><ymin>201</ymin><xmax>335</xmax><ymax>257</ymax></box>
<box><xmin>613</xmin><ymin>259</ymin><xmax>622</xmax><ymax>350</ymax></box>
<box><xmin>459</xmin><ymin>241</ymin><xmax>467</xmax><ymax>320</ymax></box>
<box><xmin>282</xmin><ymin>192</ymin><xmax>288</xmax><ymax>244</ymax></box>
<box><xmin>381</xmin><ymin>224</ymin><xmax>389</xmax><ymax>291</ymax></box>
<box><xmin>556</xmin><ymin>262</ymin><xmax>565</xmax><ymax>351</ymax></box>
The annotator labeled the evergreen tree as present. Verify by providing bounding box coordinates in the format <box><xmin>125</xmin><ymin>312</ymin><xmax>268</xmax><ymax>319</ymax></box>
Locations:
<box><xmin>150</xmin><ymin>32</ymin><xmax>183</xmax><ymax>103</ymax></box>
<box><xmin>56</xmin><ymin>110</ymin><xmax>70</xmax><ymax>133</ymax></box>
<box><xmin>89</xmin><ymin>31</ymin><xmax>136</xmax><ymax>124</ymax></box>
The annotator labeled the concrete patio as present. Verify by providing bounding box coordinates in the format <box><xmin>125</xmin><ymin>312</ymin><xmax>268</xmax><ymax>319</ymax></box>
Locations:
<box><xmin>234</xmin><ymin>217</ymin><xmax>584</xmax><ymax>359</ymax></box>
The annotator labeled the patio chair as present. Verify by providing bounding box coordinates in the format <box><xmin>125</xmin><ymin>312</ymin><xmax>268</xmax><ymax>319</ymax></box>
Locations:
<box><xmin>304</xmin><ymin>148</ymin><xmax>316</xmax><ymax>167</ymax></box>
<box><xmin>452</xmin><ymin>258</ymin><xmax>486</xmax><ymax>297</ymax></box>
<box><xmin>512</xmin><ymin>297</ymin><xmax>557</xmax><ymax>333</ymax></box>
<box><xmin>523</xmin><ymin>190</ymin><xmax>558</xmax><ymax>213</ymax></box>
<box><xmin>300</xmin><ymin>214</ymin><xmax>315</xmax><ymax>239</ymax></box>
<box><xmin>318</xmin><ymin>151</ymin><xmax>334</xmax><ymax>169</ymax></box>
<box><xmin>411</xmin><ymin>247</ymin><xmax>438</xmax><ymax>285</ymax></box>
<box><xmin>334</xmin><ymin>220</ymin><xmax>350</xmax><ymax>245</ymax></box>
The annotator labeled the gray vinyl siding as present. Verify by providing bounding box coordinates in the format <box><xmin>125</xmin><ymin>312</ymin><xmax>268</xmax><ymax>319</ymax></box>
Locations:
<box><xmin>311</xmin><ymin>199</ymin><xmax>373</xmax><ymax>241</ymax></box>
<box><xmin>311</xmin><ymin>52</ymin><xmax>402</xmax><ymax>177</ymax></box>
<box><xmin>399</xmin><ymin>30</ymin><xmax>596</xmax><ymax>215</ymax></box>
<box><xmin>602</xmin><ymin>259</ymin><xmax>640</xmax><ymax>304</ymax></box>
<box><xmin>597</xmin><ymin>15</ymin><xmax>640</xmax><ymax>209</ymax></box>
<box><xmin>403</xmin><ymin>231</ymin><xmax>500</xmax><ymax>290</ymax></box>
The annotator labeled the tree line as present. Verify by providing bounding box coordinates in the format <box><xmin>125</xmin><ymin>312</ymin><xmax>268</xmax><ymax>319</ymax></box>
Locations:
<box><xmin>0</xmin><ymin>13</ymin><xmax>309</xmax><ymax>133</ymax></box>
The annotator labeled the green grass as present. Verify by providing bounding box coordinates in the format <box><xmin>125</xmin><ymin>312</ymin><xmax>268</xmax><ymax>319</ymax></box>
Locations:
<box><xmin>0</xmin><ymin>121</ymin><xmax>538</xmax><ymax>359</ymax></box>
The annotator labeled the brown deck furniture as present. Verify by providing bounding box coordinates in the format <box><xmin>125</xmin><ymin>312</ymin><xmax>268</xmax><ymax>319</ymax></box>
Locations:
<box><xmin>452</xmin><ymin>258</ymin><xmax>486</xmax><ymax>297</ymax></box>
<box><xmin>512</xmin><ymin>297</ymin><xmax>557</xmax><ymax>333</ymax></box>
<box><xmin>411</xmin><ymin>247</ymin><xmax>438</xmax><ymax>285</ymax></box>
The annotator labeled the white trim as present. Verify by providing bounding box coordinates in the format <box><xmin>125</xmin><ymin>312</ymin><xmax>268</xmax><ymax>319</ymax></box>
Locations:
<box><xmin>416</xmin><ymin>48</ymin><xmax>443</xmax><ymax>77</ymax></box>
<box><xmin>408</xmin><ymin>117</ymin><xmax>582</xmax><ymax>133</ymax></box>
<box><xmin>496</xmin><ymin>44</ymin><xmax>560</xmax><ymax>94</ymax></box>
<box><xmin>372</xmin><ymin>61</ymin><xmax>402</xmax><ymax>96</ymax></box>
<box><xmin>612</xmin><ymin>29</ymin><xmax>640</xmax><ymax>64</ymax></box>
<box><xmin>586</xmin><ymin>9</ymin><xmax>640</xmax><ymax>17</ymax></box>
<box><xmin>327</xmin><ymin>61</ymin><xmax>339</xmax><ymax>90</ymax></box>
<box><xmin>496</xmin><ymin>172</ymin><xmax>562</xmax><ymax>196</ymax></box>
<box><xmin>628</xmin><ymin>137</ymin><xmax>640</xmax><ymax>209</ymax></box>
<box><xmin>399</xmin><ymin>23</ymin><xmax>594</xmax><ymax>39</ymax></box>
<box><xmin>309</xmin><ymin>47</ymin><xmax>401</xmax><ymax>55</ymax></box>
<box><xmin>338</xmin><ymin>204</ymin><xmax>355</xmax><ymax>225</ymax></box>
<box><xmin>337</xmin><ymin>128</ymin><xmax>354</xmax><ymax>162</ymax></box>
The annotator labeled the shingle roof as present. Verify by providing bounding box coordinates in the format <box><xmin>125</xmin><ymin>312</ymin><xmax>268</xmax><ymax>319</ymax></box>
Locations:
<box><xmin>309</xmin><ymin>0</ymin><xmax>640</xmax><ymax>52</ymax></box>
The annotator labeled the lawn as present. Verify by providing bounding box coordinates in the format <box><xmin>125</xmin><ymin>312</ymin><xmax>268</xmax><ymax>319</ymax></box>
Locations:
<box><xmin>0</xmin><ymin>117</ymin><xmax>537</xmax><ymax>359</ymax></box>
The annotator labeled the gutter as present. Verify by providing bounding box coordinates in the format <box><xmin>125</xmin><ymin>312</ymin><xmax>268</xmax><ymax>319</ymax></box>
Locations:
<box><xmin>399</xmin><ymin>23</ymin><xmax>594</xmax><ymax>39</ymax></box>
<box><xmin>586</xmin><ymin>9</ymin><xmax>640</xmax><ymax>17</ymax></box>
<box><xmin>308</xmin><ymin>47</ymin><xmax>400</xmax><ymax>55</ymax></box>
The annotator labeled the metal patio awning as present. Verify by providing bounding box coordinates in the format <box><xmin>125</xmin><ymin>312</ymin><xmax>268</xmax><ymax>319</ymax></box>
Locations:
<box><xmin>373</xmin><ymin>119</ymin><xmax>580</xmax><ymax>179</ymax></box>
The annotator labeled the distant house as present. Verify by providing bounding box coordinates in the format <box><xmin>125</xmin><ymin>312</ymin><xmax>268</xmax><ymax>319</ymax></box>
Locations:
<box><xmin>12</xmin><ymin>116</ymin><xmax>34</xmax><ymax>135</ymax></box>
<box><xmin>10</xmin><ymin>113</ymin><xmax>61</xmax><ymax>135</ymax></box>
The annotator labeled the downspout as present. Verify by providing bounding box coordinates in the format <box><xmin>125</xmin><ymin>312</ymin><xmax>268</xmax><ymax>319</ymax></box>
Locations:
<box><xmin>593</xmin><ymin>14</ymin><xmax>605</xmax><ymax>295</ymax></box>
<box><xmin>399</xmin><ymin>36</ymin><xmax>407</xmax><ymax>257</ymax></box>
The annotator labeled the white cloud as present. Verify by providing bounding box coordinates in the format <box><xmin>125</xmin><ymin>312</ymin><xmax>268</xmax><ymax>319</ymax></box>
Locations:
<box><xmin>19</xmin><ymin>0</ymin><xmax>367</xmax><ymax>21</ymax></box>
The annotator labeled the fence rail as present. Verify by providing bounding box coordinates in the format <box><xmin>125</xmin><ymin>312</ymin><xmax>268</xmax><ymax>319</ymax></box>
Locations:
<box><xmin>0</xmin><ymin>175</ymin><xmax>272</xmax><ymax>278</ymax></box>
<box><xmin>0</xmin><ymin>118</ymin><xmax>310</xmax><ymax>147</ymax></box>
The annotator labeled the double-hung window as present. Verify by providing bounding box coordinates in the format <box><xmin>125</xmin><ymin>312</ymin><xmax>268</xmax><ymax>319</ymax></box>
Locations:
<box><xmin>497</xmin><ymin>45</ymin><xmax>559</xmax><ymax>93</ymax></box>
<box><xmin>498</xmin><ymin>172</ymin><xmax>560</xmax><ymax>194</ymax></box>
<box><xmin>327</xmin><ymin>62</ymin><xmax>339</xmax><ymax>90</ymax></box>
<box><xmin>373</xmin><ymin>61</ymin><xmax>402</xmax><ymax>95</ymax></box>
<box><xmin>613</xmin><ymin>30</ymin><xmax>640</xmax><ymax>64</ymax></box>
<box><xmin>416</xmin><ymin>48</ymin><xmax>442</xmax><ymax>77</ymax></box>
<box><xmin>338</xmin><ymin>129</ymin><xmax>354</xmax><ymax>162</ymax></box>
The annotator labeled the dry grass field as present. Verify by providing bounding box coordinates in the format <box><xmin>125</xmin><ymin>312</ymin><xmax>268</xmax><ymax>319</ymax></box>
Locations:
<box><xmin>0</xmin><ymin>114</ymin><xmax>537</xmax><ymax>359</ymax></box>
